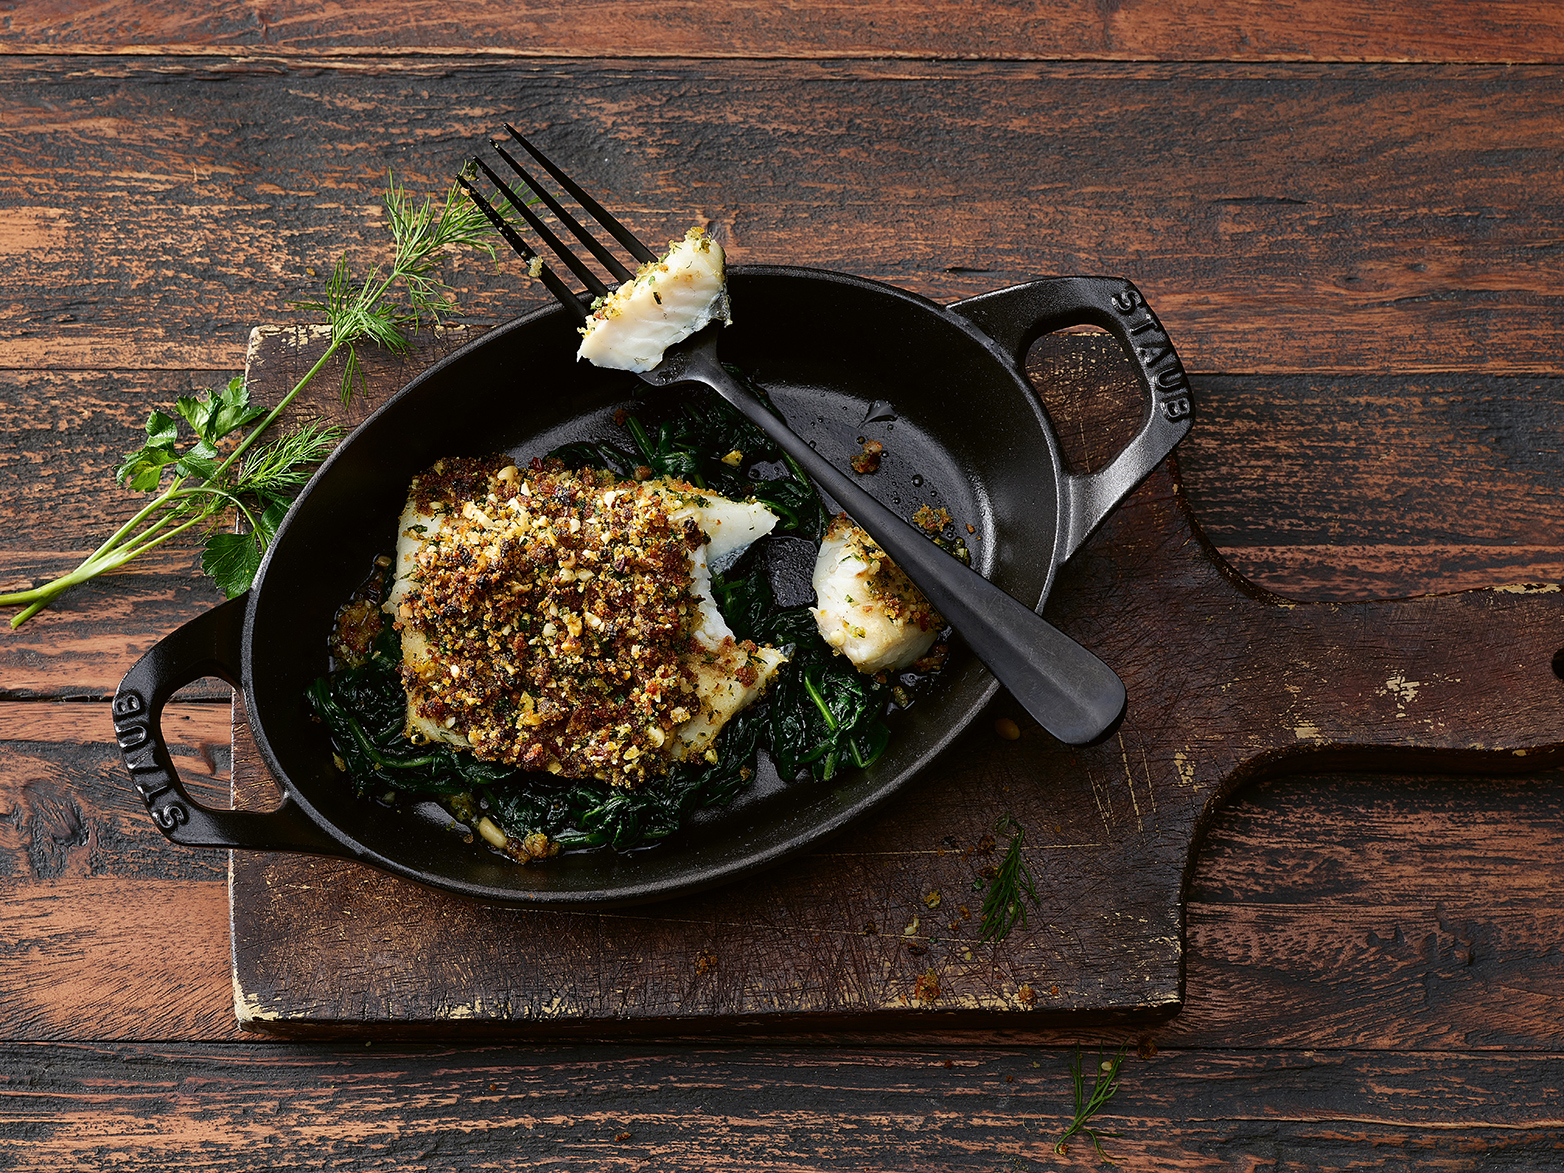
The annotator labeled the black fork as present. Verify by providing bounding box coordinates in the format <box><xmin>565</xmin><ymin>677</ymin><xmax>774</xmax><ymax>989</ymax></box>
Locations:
<box><xmin>458</xmin><ymin>128</ymin><xmax>1126</xmax><ymax>746</ymax></box>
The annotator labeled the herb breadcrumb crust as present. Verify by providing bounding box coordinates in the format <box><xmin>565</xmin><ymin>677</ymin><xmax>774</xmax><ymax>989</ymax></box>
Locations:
<box><xmin>387</xmin><ymin>455</ymin><xmax>784</xmax><ymax>790</ymax></box>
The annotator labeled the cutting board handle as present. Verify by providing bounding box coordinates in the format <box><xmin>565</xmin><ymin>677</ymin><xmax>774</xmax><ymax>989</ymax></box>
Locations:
<box><xmin>1048</xmin><ymin>460</ymin><xmax>1564</xmax><ymax>813</ymax></box>
<box><xmin>952</xmin><ymin>275</ymin><xmax>1192</xmax><ymax>558</ymax></box>
<box><xmin>1234</xmin><ymin>578</ymin><xmax>1564</xmax><ymax>774</ymax></box>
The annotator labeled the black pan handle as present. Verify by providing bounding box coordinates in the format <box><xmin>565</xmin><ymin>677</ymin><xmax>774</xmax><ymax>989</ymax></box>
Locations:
<box><xmin>114</xmin><ymin>595</ymin><xmax>346</xmax><ymax>855</ymax></box>
<box><xmin>951</xmin><ymin>276</ymin><xmax>1193</xmax><ymax>561</ymax></box>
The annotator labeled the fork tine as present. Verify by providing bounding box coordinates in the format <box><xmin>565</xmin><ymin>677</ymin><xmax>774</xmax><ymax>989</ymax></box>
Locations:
<box><xmin>504</xmin><ymin>124</ymin><xmax>659</xmax><ymax>265</ymax></box>
<box><xmin>470</xmin><ymin>157</ymin><xmax>610</xmax><ymax>301</ymax></box>
<box><xmin>490</xmin><ymin>139</ymin><xmax>636</xmax><ymax>285</ymax></box>
<box><xmin>455</xmin><ymin>171</ymin><xmax>588</xmax><ymax>325</ymax></box>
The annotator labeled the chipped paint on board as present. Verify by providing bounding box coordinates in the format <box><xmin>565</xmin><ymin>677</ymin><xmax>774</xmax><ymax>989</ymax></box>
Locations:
<box><xmin>1382</xmin><ymin>672</ymin><xmax>1421</xmax><ymax>717</ymax></box>
<box><xmin>1118</xmin><ymin>733</ymin><xmax>1144</xmax><ymax>833</ymax></box>
<box><xmin>234</xmin><ymin>973</ymin><xmax>279</xmax><ymax>1024</ymax></box>
<box><xmin>1495</xmin><ymin>582</ymin><xmax>1561</xmax><ymax>594</ymax></box>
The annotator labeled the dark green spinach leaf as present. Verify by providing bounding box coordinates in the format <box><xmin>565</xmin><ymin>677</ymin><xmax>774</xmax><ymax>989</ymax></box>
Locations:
<box><xmin>306</xmin><ymin>627</ymin><xmax>515</xmax><ymax>798</ymax></box>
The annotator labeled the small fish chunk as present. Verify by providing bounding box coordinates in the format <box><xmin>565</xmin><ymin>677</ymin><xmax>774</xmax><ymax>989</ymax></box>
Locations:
<box><xmin>666</xmin><ymin>519</ymin><xmax>786</xmax><ymax>762</ymax></box>
<box><xmin>811</xmin><ymin>516</ymin><xmax>944</xmax><ymax>674</ymax></box>
<box><xmin>577</xmin><ymin>228</ymin><xmax>729</xmax><ymax>372</ymax></box>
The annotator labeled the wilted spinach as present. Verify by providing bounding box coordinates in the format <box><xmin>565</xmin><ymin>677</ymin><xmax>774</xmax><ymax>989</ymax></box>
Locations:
<box><xmin>713</xmin><ymin>548</ymin><xmax>892</xmax><ymax>784</ymax></box>
<box><xmin>551</xmin><ymin>367</ymin><xmax>827</xmax><ymax>539</ymax></box>
<box><xmin>483</xmin><ymin>705</ymin><xmax>766</xmax><ymax>852</ymax></box>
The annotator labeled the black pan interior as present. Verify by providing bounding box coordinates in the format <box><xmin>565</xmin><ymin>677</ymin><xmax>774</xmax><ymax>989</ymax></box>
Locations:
<box><xmin>244</xmin><ymin>267</ymin><xmax>1065</xmax><ymax>905</ymax></box>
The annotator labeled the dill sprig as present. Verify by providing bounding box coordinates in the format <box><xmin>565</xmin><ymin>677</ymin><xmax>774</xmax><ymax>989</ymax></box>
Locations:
<box><xmin>295</xmin><ymin>175</ymin><xmax>496</xmax><ymax>402</ymax></box>
<box><xmin>1055</xmin><ymin>1046</ymin><xmax>1127</xmax><ymax>1163</ymax></box>
<box><xmin>978</xmin><ymin>814</ymin><xmax>1040</xmax><ymax>942</ymax></box>
<box><xmin>1</xmin><ymin>174</ymin><xmax>492</xmax><ymax>627</ymax></box>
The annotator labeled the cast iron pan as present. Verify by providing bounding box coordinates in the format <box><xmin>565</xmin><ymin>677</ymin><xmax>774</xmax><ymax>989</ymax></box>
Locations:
<box><xmin>114</xmin><ymin>266</ymin><xmax>1191</xmax><ymax>907</ymax></box>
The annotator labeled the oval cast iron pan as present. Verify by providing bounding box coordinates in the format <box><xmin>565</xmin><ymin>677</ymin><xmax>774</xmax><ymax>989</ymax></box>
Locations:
<box><xmin>114</xmin><ymin>266</ymin><xmax>1192</xmax><ymax>907</ymax></box>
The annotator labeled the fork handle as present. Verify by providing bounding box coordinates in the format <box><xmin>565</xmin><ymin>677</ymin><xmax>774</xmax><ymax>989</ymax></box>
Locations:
<box><xmin>664</xmin><ymin>339</ymin><xmax>1125</xmax><ymax>745</ymax></box>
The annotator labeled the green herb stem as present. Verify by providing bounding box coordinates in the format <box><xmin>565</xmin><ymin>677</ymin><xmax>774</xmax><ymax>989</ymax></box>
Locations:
<box><xmin>208</xmin><ymin>339</ymin><xmax>343</xmax><ymax>487</ymax></box>
<box><xmin>979</xmin><ymin>815</ymin><xmax>1040</xmax><ymax>942</ymax></box>
<box><xmin>1055</xmin><ymin>1046</ymin><xmax>1127</xmax><ymax>1163</ymax></box>
<box><xmin>1</xmin><ymin>174</ymin><xmax>490</xmax><ymax>628</ymax></box>
<box><xmin>802</xmin><ymin>671</ymin><xmax>840</xmax><ymax>731</ymax></box>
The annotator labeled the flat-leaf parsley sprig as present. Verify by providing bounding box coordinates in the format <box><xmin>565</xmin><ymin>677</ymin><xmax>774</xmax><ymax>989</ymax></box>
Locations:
<box><xmin>0</xmin><ymin>174</ymin><xmax>494</xmax><ymax>628</ymax></box>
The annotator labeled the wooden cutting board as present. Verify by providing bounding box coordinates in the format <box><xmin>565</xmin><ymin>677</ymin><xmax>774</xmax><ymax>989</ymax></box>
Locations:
<box><xmin>228</xmin><ymin>323</ymin><xmax>1564</xmax><ymax>1037</ymax></box>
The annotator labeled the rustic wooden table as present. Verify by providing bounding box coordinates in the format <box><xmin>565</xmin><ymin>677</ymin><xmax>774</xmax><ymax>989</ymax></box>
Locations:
<box><xmin>4</xmin><ymin>5</ymin><xmax>1564</xmax><ymax>1169</ymax></box>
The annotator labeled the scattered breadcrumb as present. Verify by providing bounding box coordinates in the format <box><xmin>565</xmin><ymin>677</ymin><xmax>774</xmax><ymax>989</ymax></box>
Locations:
<box><xmin>913</xmin><ymin>504</ymin><xmax>951</xmax><ymax>533</ymax></box>
<box><xmin>851</xmin><ymin>438</ymin><xmax>884</xmax><ymax>474</ymax></box>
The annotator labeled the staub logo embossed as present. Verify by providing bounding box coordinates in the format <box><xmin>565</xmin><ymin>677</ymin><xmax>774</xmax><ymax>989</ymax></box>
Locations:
<box><xmin>1112</xmin><ymin>287</ymin><xmax>1192</xmax><ymax>422</ymax></box>
<box><xmin>113</xmin><ymin>689</ymin><xmax>189</xmax><ymax>830</ymax></box>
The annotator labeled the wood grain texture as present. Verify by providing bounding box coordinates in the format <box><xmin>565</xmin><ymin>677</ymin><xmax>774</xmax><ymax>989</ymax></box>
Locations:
<box><xmin>0</xmin><ymin>61</ymin><xmax>1560</xmax><ymax>375</ymax></box>
<box><xmin>9</xmin><ymin>702</ymin><xmax>1564</xmax><ymax>1052</ymax></box>
<box><xmin>0</xmin><ymin>701</ymin><xmax>240</xmax><ymax>1041</ymax></box>
<box><xmin>2</xmin><ymin>1042</ymin><xmax>1562</xmax><ymax>1171</ymax></box>
<box><xmin>2</xmin><ymin>11</ymin><xmax>1564</xmax><ymax>1166</ymax></box>
<box><xmin>1168</xmin><ymin>771</ymin><xmax>1564</xmax><ymax>1052</ymax></box>
<box><xmin>1177</xmin><ymin>373</ymin><xmax>1564</xmax><ymax>600</ymax></box>
<box><xmin>1</xmin><ymin>1</ymin><xmax>1562</xmax><ymax>63</ymax></box>
<box><xmin>0</xmin><ymin>700</ymin><xmax>232</xmax><ymax>881</ymax></box>
<box><xmin>223</xmin><ymin>328</ymin><xmax>1564</xmax><ymax>1037</ymax></box>
<box><xmin>0</xmin><ymin>879</ymin><xmax>236</xmax><ymax>1042</ymax></box>
<box><xmin>0</xmin><ymin>572</ymin><xmax>227</xmax><ymax>700</ymax></box>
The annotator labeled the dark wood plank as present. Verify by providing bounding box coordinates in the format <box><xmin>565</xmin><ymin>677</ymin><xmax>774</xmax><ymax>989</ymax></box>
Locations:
<box><xmin>9</xmin><ymin>360</ymin><xmax>1563</xmax><ymax>587</ymax></box>
<box><xmin>2</xmin><ymin>2</ymin><xmax>1562</xmax><ymax>63</ymax></box>
<box><xmin>11</xmin><ymin>696</ymin><xmax>1564</xmax><ymax>1049</ymax></box>
<box><xmin>0</xmin><ymin>698</ymin><xmax>228</xmax><ymax>746</ymax></box>
<box><xmin>0</xmin><ymin>700</ymin><xmax>232</xmax><ymax>880</ymax></box>
<box><xmin>2</xmin><ymin>1042</ymin><xmax>1562</xmax><ymax>1170</ymax></box>
<box><xmin>0</xmin><ymin>61</ymin><xmax>1561</xmax><ymax>376</ymax></box>
<box><xmin>227</xmin><ymin>697</ymin><xmax>1198</xmax><ymax>1035</ymax></box>
<box><xmin>0</xmin><ymin>568</ymin><xmax>227</xmax><ymax>700</ymax></box>
<box><xmin>222</xmin><ymin>326</ymin><xmax>1564</xmax><ymax>1036</ymax></box>
<box><xmin>0</xmin><ymin>701</ymin><xmax>242</xmax><ymax>1041</ymax></box>
<box><xmin>1178</xmin><ymin>373</ymin><xmax>1564</xmax><ymax>600</ymax></box>
<box><xmin>1169</xmin><ymin>771</ymin><xmax>1564</xmax><ymax>1052</ymax></box>
<box><xmin>5</xmin><ymin>697</ymin><xmax>1563</xmax><ymax>1047</ymax></box>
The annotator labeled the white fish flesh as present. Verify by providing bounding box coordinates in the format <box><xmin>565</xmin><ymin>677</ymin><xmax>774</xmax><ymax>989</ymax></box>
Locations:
<box><xmin>576</xmin><ymin>228</ymin><xmax>729</xmax><ymax>372</ymax></box>
<box><xmin>811</xmin><ymin>516</ymin><xmax>944</xmax><ymax>674</ymax></box>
